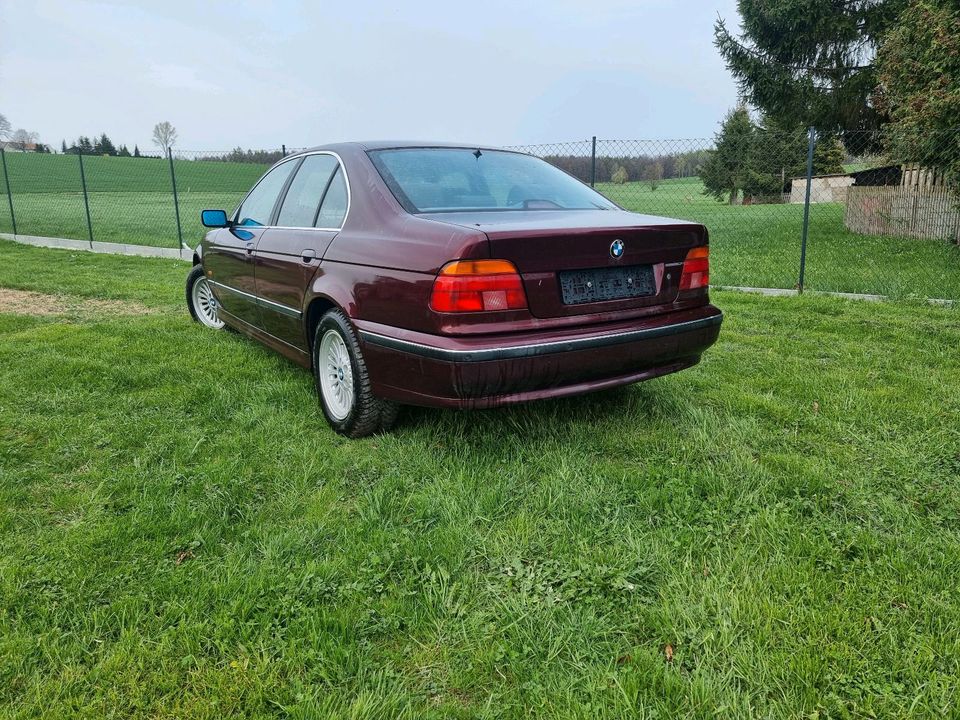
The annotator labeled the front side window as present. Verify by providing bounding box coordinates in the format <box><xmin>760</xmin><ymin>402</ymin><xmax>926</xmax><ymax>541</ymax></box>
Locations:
<box><xmin>368</xmin><ymin>148</ymin><xmax>617</xmax><ymax>213</ymax></box>
<box><xmin>315</xmin><ymin>167</ymin><xmax>348</xmax><ymax>228</ymax></box>
<box><xmin>276</xmin><ymin>154</ymin><xmax>339</xmax><ymax>227</ymax></box>
<box><xmin>236</xmin><ymin>159</ymin><xmax>298</xmax><ymax>226</ymax></box>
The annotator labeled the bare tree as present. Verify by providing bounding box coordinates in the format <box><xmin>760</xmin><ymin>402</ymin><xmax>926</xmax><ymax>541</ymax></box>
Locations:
<box><xmin>0</xmin><ymin>113</ymin><xmax>10</xmax><ymax>141</ymax></box>
<box><xmin>9</xmin><ymin>128</ymin><xmax>38</xmax><ymax>151</ymax></box>
<box><xmin>152</xmin><ymin>121</ymin><xmax>178</xmax><ymax>154</ymax></box>
<box><xmin>643</xmin><ymin>161</ymin><xmax>664</xmax><ymax>191</ymax></box>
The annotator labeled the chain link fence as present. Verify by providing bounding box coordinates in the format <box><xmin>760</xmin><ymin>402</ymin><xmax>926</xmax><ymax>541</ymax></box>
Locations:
<box><xmin>1</xmin><ymin>133</ymin><xmax>958</xmax><ymax>300</ymax></box>
<box><xmin>0</xmin><ymin>148</ymin><xmax>308</xmax><ymax>249</ymax></box>
<box><xmin>513</xmin><ymin>131</ymin><xmax>960</xmax><ymax>301</ymax></box>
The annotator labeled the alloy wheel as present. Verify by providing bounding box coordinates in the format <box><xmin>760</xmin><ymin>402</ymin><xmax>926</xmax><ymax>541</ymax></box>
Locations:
<box><xmin>319</xmin><ymin>328</ymin><xmax>355</xmax><ymax>420</ymax></box>
<box><xmin>191</xmin><ymin>276</ymin><xmax>225</xmax><ymax>329</ymax></box>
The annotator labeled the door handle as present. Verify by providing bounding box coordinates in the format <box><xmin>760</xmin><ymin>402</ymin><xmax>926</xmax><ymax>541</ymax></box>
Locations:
<box><xmin>245</xmin><ymin>242</ymin><xmax>255</xmax><ymax>255</ymax></box>
<box><xmin>301</xmin><ymin>248</ymin><xmax>317</xmax><ymax>263</ymax></box>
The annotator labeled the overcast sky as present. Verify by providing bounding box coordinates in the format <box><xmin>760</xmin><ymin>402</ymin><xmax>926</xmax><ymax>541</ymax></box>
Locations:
<box><xmin>0</xmin><ymin>0</ymin><xmax>742</xmax><ymax>152</ymax></box>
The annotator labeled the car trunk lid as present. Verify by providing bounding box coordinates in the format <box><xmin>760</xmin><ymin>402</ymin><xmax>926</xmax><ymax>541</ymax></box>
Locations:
<box><xmin>422</xmin><ymin>209</ymin><xmax>706</xmax><ymax>319</ymax></box>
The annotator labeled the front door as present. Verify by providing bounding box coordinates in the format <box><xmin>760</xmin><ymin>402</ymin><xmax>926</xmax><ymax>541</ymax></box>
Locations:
<box><xmin>204</xmin><ymin>225</ymin><xmax>263</xmax><ymax>327</ymax></box>
<box><xmin>205</xmin><ymin>157</ymin><xmax>300</xmax><ymax>329</ymax></box>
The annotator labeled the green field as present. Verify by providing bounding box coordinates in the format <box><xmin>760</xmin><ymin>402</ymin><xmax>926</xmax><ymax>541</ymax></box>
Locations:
<box><xmin>1</xmin><ymin>153</ymin><xmax>959</xmax><ymax>298</ymax></box>
<box><xmin>1</xmin><ymin>241</ymin><xmax>960</xmax><ymax>717</ymax></box>
<box><xmin>0</xmin><ymin>152</ymin><xmax>266</xmax><ymax>248</ymax></box>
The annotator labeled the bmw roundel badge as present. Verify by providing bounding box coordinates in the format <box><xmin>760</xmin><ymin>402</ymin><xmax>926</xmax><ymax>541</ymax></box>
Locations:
<box><xmin>610</xmin><ymin>239</ymin><xmax>625</xmax><ymax>259</ymax></box>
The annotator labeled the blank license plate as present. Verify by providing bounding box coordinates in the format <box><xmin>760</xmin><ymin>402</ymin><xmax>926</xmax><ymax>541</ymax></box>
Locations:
<box><xmin>559</xmin><ymin>265</ymin><xmax>656</xmax><ymax>305</ymax></box>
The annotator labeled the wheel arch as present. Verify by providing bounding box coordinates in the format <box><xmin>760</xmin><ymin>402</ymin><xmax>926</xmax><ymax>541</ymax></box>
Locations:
<box><xmin>304</xmin><ymin>294</ymin><xmax>340</xmax><ymax>357</ymax></box>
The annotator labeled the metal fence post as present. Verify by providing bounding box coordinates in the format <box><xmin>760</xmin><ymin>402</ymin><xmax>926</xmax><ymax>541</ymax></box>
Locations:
<box><xmin>168</xmin><ymin>148</ymin><xmax>184</xmax><ymax>250</ymax></box>
<box><xmin>798</xmin><ymin>126</ymin><xmax>816</xmax><ymax>293</ymax></box>
<box><xmin>590</xmin><ymin>136</ymin><xmax>597</xmax><ymax>187</ymax></box>
<box><xmin>282</xmin><ymin>144</ymin><xmax>286</xmax><ymax>156</ymax></box>
<box><xmin>0</xmin><ymin>149</ymin><xmax>16</xmax><ymax>238</ymax></box>
<box><xmin>77</xmin><ymin>152</ymin><xmax>94</xmax><ymax>249</ymax></box>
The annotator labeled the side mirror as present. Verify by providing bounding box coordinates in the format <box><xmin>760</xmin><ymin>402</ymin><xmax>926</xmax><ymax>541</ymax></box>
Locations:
<box><xmin>201</xmin><ymin>209</ymin><xmax>230</xmax><ymax>228</ymax></box>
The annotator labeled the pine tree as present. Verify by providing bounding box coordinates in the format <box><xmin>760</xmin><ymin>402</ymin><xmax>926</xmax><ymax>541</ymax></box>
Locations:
<box><xmin>714</xmin><ymin>0</ymin><xmax>905</xmax><ymax>137</ymax></box>
<box><xmin>61</xmin><ymin>139</ymin><xmax>67</xmax><ymax>153</ymax></box>
<box><xmin>133</xmin><ymin>144</ymin><xmax>141</xmax><ymax>158</ymax></box>
<box><xmin>813</xmin><ymin>136</ymin><xmax>846</xmax><ymax>176</ymax></box>
<box><xmin>700</xmin><ymin>106</ymin><xmax>756</xmax><ymax>204</ymax></box>
<box><xmin>739</xmin><ymin>118</ymin><xmax>813</xmax><ymax>198</ymax></box>
<box><xmin>93</xmin><ymin>133</ymin><xmax>116</xmax><ymax>156</ymax></box>
<box><xmin>77</xmin><ymin>136</ymin><xmax>93</xmax><ymax>154</ymax></box>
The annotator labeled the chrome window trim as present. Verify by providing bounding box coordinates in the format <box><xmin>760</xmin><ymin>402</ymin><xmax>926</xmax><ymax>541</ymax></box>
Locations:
<box><xmin>231</xmin><ymin>156</ymin><xmax>301</xmax><ymax>227</ymax></box>
<box><xmin>358</xmin><ymin>313</ymin><xmax>723</xmax><ymax>363</ymax></box>
<box><xmin>232</xmin><ymin>151</ymin><xmax>351</xmax><ymax>232</ymax></box>
<box><xmin>209</xmin><ymin>279</ymin><xmax>302</xmax><ymax>319</ymax></box>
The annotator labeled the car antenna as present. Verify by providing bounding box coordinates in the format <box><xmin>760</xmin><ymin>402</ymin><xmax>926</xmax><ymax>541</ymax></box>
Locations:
<box><xmin>473</xmin><ymin>149</ymin><xmax>482</xmax><ymax>159</ymax></box>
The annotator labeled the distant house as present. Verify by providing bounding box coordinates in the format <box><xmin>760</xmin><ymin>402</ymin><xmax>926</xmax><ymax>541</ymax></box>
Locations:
<box><xmin>789</xmin><ymin>172</ymin><xmax>853</xmax><ymax>204</ymax></box>
<box><xmin>0</xmin><ymin>140</ymin><xmax>37</xmax><ymax>152</ymax></box>
<box><xmin>0</xmin><ymin>141</ymin><xmax>38</xmax><ymax>152</ymax></box>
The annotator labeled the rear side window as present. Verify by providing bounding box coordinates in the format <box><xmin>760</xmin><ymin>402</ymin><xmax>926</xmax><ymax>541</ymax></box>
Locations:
<box><xmin>315</xmin><ymin>167</ymin><xmax>348</xmax><ymax>228</ymax></box>
<box><xmin>276</xmin><ymin>154</ymin><xmax>339</xmax><ymax>227</ymax></box>
<box><xmin>236</xmin><ymin>160</ymin><xmax>298</xmax><ymax>226</ymax></box>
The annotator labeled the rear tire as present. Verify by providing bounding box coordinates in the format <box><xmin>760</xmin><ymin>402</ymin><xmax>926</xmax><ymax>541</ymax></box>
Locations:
<box><xmin>186</xmin><ymin>265</ymin><xmax>225</xmax><ymax>330</ymax></box>
<box><xmin>313</xmin><ymin>309</ymin><xmax>398</xmax><ymax>438</ymax></box>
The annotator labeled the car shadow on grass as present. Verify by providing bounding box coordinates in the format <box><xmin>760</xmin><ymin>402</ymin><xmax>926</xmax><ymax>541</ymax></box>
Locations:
<box><xmin>393</xmin><ymin>379</ymin><xmax>689</xmax><ymax>443</ymax></box>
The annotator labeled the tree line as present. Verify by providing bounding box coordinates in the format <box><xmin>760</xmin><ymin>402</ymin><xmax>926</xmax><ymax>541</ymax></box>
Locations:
<box><xmin>204</xmin><ymin>147</ymin><xmax>288</xmax><ymax>165</ymax></box>
<box><xmin>61</xmin><ymin>134</ymin><xmax>147</xmax><ymax>158</ymax></box>
<box><xmin>0</xmin><ymin>117</ymin><xmax>178</xmax><ymax>159</ymax></box>
<box><xmin>543</xmin><ymin>149</ymin><xmax>712</xmax><ymax>186</ymax></box>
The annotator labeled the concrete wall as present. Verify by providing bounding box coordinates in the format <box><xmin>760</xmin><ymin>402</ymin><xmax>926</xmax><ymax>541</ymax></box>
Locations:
<box><xmin>790</xmin><ymin>175</ymin><xmax>853</xmax><ymax>204</ymax></box>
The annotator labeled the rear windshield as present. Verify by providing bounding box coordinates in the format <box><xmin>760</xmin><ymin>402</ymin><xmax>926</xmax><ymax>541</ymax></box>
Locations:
<box><xmin>368</xmin><ymin>148</ymin><xmax>617</xmax><ymax>213</ymax></box>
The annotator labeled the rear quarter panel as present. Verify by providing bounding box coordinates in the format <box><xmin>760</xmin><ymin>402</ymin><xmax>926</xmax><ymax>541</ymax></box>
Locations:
<box><xmin>304</xmin><ymin>145</ymin><xmax>489</xmax><ymax>334</ymax></box>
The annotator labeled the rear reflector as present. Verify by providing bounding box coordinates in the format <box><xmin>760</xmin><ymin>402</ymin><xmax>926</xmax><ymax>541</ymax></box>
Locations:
<box><xmin>679</xmin><ymin>246</ymin><xmax>709</xmax><ymax>291</ymax></box>
<box><xmin>430</xmin><ymin>259</ymin><xmax>528</xmax><ymax>313</ymax></box>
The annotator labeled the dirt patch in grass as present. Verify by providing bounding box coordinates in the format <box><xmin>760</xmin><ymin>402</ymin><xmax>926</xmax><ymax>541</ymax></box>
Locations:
<box><xmin>0</xmin><ymin>287</ymin><xmax>157</xmax><ymax>318</ymax></box>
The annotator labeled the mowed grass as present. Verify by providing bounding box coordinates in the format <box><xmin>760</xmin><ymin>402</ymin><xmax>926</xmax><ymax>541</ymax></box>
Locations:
<box><xmin>1</xmin><ymin>240</ymin><xmax>960</xmax><ymax>718</ymax></box>
<box><xmin>1</xmin><ymin>153</ymin><xmax>959</xmax><ymax>298</ymax></box>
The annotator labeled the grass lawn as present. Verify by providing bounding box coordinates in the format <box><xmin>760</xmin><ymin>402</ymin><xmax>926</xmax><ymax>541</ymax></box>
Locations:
<box><xmin>1</xmin><ymin>240</ymin><xmax>959</xmax><ymax>718</ymax></box>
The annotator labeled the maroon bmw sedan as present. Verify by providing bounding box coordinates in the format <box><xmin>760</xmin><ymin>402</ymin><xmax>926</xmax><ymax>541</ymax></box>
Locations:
<box><xmin>186</xmin><ymin>142</ymin><xmax>722</xmax><ymax>437</ymax></box>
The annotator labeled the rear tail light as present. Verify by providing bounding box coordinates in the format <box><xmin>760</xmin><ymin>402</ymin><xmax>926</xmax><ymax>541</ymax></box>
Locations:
<box><xmin>430</xmin><ymin>259</ymin><xmax>528</xmax><ymax>313</ymax></box>
<box><xmin>679</xmin><ymin>246</ymin><xmax>709</xmax><ymax>291</ymax></box>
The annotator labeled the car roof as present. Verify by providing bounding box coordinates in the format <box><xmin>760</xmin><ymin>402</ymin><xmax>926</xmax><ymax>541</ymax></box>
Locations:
<box><xmin>293</xmin><ymin>140</ymin><xmax>524</xmax><ymax>155</ymax></box>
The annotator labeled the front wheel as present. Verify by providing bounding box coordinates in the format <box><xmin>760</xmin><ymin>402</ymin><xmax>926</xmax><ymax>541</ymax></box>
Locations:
<box><xmin>314</xmin><ymin>309</ymin><xmax>399</xmax><ymax>438</ymax></box>
<box><xmin>186</xmin><ymin>265</ymin><xmax>225</xmax><ymax>330</ymax></box>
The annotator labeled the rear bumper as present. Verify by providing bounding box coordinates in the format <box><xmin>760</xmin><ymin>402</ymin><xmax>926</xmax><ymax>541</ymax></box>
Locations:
<box><xmin>357</xmin><ymin>305</ymin><xmax>722</xmax><ymax>409</ymax></box>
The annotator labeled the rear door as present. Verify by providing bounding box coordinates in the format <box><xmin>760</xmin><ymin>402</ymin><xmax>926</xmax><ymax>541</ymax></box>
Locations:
<box><xmin>204</xmin><ymin>158</ymin><xmax>299</xmax><ymax>327</ymax></box>
<box><xmin>254</xmin><ymin>154</ymin><xmax>348</xmax><ymax>349</ymax></box>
